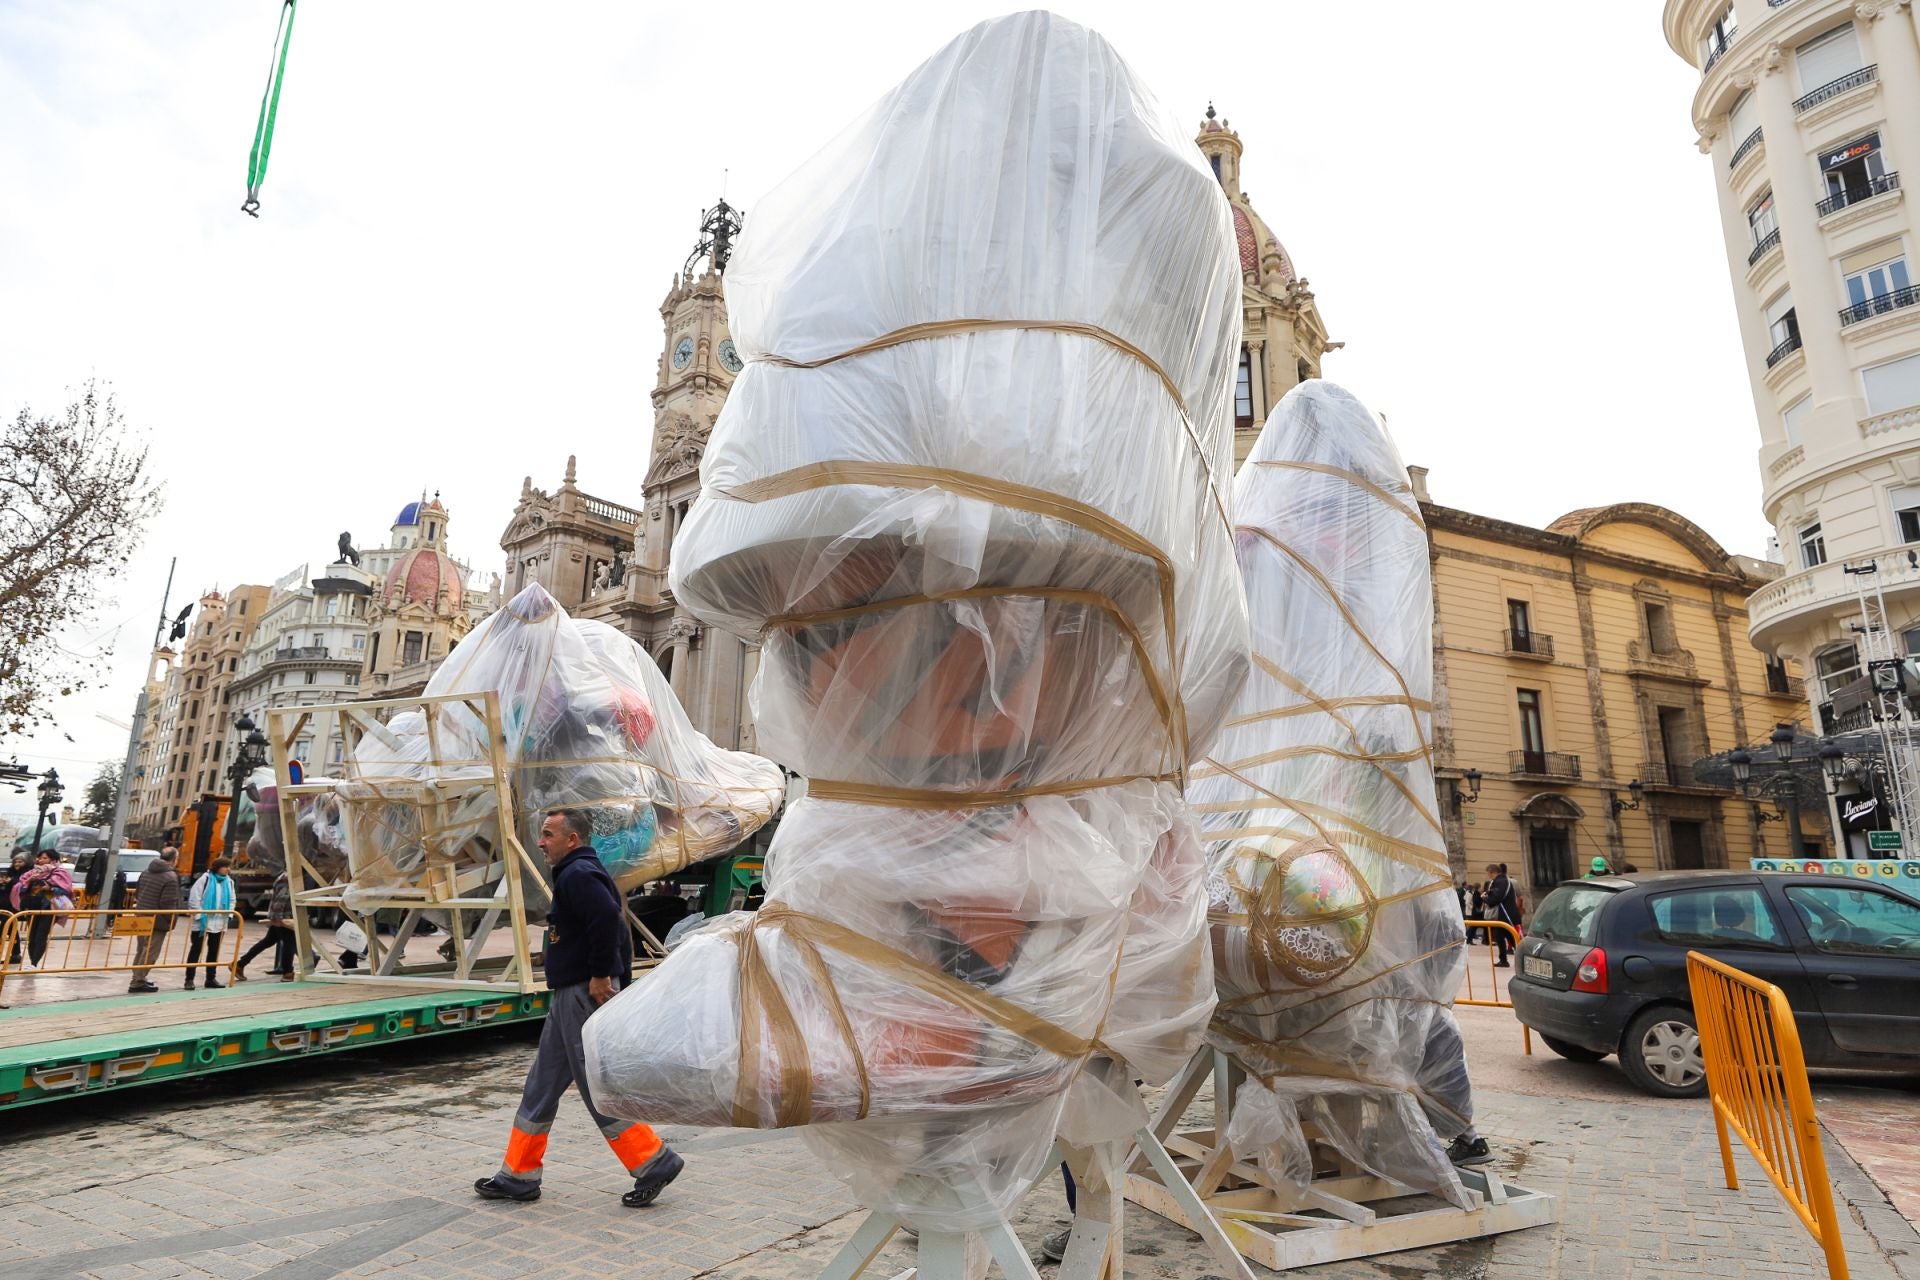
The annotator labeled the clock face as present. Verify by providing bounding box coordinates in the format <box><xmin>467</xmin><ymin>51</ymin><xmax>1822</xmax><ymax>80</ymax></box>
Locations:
<box><xmin>718</xmin><ymin>338</ymin><xmax>743</xmax><ymax>373</ymax></box>
<box><xmin>672</xmin><ymin>336</ymin><xmax>694</xmax><ymax>370</ymax></box>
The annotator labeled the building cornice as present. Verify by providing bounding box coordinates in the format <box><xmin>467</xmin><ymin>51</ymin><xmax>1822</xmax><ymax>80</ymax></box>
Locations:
<box><xmin>1421</xmin><ymin>502</ymin><xmax>1760</xmax><ymax>590</ymax></box>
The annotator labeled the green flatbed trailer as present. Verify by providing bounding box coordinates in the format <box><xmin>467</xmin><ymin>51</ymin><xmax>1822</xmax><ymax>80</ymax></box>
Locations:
<box><xmin>0</xmin><ymin>980</ymin><xmax>548</xmax><ymax>1112</ymax></box>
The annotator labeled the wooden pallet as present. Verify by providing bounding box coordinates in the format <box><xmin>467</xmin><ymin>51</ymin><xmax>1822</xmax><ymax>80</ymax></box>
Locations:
<box><xmin>1124</xmin><ymin>1050</ymin><xmax>1556</xmax><ymax>1272</ymax></box>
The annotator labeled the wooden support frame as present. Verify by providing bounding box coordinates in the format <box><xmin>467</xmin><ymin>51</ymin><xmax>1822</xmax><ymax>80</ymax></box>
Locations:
<box><xmin>269</xmin><ymin>693</ymin><xmax>544</xmax><ymax>994</ymax></box>
<box><xmin>1124</xmin><ymin>1048</ymin><xmax>1557</xmax><ymax>1272</ymax></box>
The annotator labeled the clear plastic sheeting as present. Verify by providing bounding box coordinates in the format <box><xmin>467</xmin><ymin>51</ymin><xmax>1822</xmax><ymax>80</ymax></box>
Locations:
<box><xmin>1192</xmin><ymin>380</ymin><xmax>1476</xmax><ymax>1209</ymax></box>
<box><xmin>334</xmin><ymin>584</ymin><xmax>782</xmax><ymax>914</ymax></box>
<box><xmin>244</xmin><ymin>765</ymin><xmax>348</xmax><ymax>884</ymax></box>
<box><xmin>574</xmin><ymin>619</ymin><xmax>784</xmax><ymax>884</ymax></box>
<box><xmin>583</xmin><ymin>10</ymin><xmax>1247</xmax><ymax>1233</ymax></box>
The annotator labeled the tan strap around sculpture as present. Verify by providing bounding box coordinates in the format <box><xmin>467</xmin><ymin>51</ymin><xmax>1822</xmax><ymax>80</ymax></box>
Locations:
<box><xmin>752</xmin><ymin>318</ymin><xmax>1233</xmax><ymax>538</ymax></box>
<box><xmin>728</xmin><ymin>902</ymin><xmax>1109</xmax><ymax>1129</ymax></box>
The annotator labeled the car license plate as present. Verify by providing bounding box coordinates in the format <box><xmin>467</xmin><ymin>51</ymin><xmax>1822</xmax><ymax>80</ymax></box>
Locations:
<box><xmin>1523</xmin><ymin>956</ymin><xmax>1554</xmax><ymax>981</ymax></box>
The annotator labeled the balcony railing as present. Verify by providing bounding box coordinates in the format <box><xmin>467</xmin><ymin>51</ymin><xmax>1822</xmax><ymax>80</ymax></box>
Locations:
<box><xmin>1816</xmin><ymin>170</ymin><xmax>1899</xmax><ymax>217</ymax></box>
<box><xmin>1764</xmin><ymin>331</ymin><xmax>1803</xmax><ymax>368</ymax></box>
<box><xmin>1511</xmin><ymin>750</ymin><xmax>1581</xmax><ymax>780</ymax></box>
<box><xmin>271</xmin><ymin>646</ymin><xmax>329</xmax><ymax>661</ymax></box>
<box><xmin>1747</xmin><ymin>227</ymin><xmax>1781</xmax><ymax>267</ymax></box>
<box><xmin>1794</xmin><ymin>64</ymin><xmax>1877</xmax><ymax>113</ymax></box>
<box><xmin>584</xmin><ymin>496</ymin><xmax>641</xmax><ymax>525</ymax></box>
<box><xmin>1703</xmin><ymin>36</ymin><xmax>1733</xmax><ymax>72</ymax></box>
<box><xmin>1839</xmin><ymin>283</ymin><xmax>1920</xmax><ymax>327</ymax></box>
<box><xmin>1504</xmin><ymin>630</ymin><xmax>1555</xmax><ymax>660</ymax></box>
<box><xmin>1640</xmin><ymin>760</ymin><xmax>1723</xmax><ymax>790</ymax></box>
<box><xmin>1730</xmin><ymin>127</ymin><xmax>1764</xmax><ymax>170</ymax></box>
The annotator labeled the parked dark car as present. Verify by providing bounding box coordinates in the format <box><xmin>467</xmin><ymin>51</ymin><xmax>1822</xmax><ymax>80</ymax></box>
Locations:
<box><xmin>1508</xmin><ymin>870</ymin><xmax>1920</xmax><ymax>1098</ymax></box>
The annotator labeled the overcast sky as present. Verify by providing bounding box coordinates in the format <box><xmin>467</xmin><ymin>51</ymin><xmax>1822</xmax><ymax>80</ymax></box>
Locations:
<box><xmin>0</xmin><ymin>1</ymin><xmax>1756</xmax><ymax>797</ymax></box>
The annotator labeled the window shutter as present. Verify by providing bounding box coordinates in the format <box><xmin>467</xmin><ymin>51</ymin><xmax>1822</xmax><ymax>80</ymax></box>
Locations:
<box><xmin>1864</xmin><ymin>354</ymin><xmax>1920</xmax><ymax>417</ymax></box>
<box><xmin>1796</xmin><ymin>25</ymin><xmax>1863</xmax><ymax>93</ymax></box>
<box><xmin>1729</xmin><ymin>92</ymin><xmax>1760</xmax><ymax>145</ymax></box>
<box><xmin>1782</xmin><ymin>395</ymin><xmax>1812</xmax><ymax>443</ymax></box>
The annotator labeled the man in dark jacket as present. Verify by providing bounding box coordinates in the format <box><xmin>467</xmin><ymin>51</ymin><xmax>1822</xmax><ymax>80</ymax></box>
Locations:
<box><xmin>474</xmin><ymin>808</ymin><xmax>682</xmax><ymax>1207</ymax></box>
<box><xmin>1484</xmin><ymin>863</ymin><xmax>1520</xmax><ymax>968</ymax></box>
<box><xmin>128</xmin><ymin>847</ymin><xmax>183</xmax><ymax>993</ymax></box>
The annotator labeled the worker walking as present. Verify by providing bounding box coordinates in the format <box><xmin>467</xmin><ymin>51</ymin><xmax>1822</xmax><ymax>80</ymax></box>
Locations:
<box><xmin>474</xmin><ymin>807</ymin><xmax>682</xmax><ymax>1207</ymax></box>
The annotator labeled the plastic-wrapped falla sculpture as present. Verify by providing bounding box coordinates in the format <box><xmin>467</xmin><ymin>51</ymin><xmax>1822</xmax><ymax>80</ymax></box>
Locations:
<box><xmin>582</xmin><ymin>11</ymin><xmax>1248</xmax><ymax>1233</ymax></box>
<box><xmin>334</xmin><ymin>584</ymin><xmax>783</xmax><ymax>916</ymax></box>
<box><xmin>1191</xmin><ymin>380</ymin><xmax>1477</xmax><ymax>1206</ymax></box>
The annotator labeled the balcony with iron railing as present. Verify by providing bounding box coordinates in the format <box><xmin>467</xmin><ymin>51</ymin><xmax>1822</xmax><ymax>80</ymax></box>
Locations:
<box><xmin>1703</xmin><ymin>35</ymin><xmax>1733</xmax><ymax>72</ymax></box>
<box><xmin>1765</xmin><ymin>669</ymin><xmax>1808</xmax><ymax>701</ymax></box>
<box><xmin>1510</xmin><ymin>750</ymin><xmax>1581</xmax><ymax>780</ymax></box>
<box><xmin>1503</xmin><ymin>630</ymin><xmax>1555</xmax><ymax>661</ymax></box>
<box><xmin>1839</xmin><ymin>283</ymin><xmax>1920</xmax><ymax>328</ymax></box>
<box><xmin>1794</xmin><ymin>64</ymin><xmax>1876</xmax><ymax>113</ymax></box>
<box><xmin>1764</xmin><ymin>330</ymin><xmax>1803</xmax><ymax>368</ymax></box>
<box><xmin>1730</xmin><ymin>127</ymin><xmax>1763</xmax><ymax>170</ymax></box>
<box><xmin>1816</xmin><ymin>171</ymin><xmax>1899</xmax><ymax>218</ymax></box>
<box><xmin>1747</xmin><ymin>227</ymin><xmax>1780</xmax><ymax>267</ymax></box>
<box><xmin>1640</xmin><ymin>760</ymin><xmax>1727</xmax><ymax>790</ymax></box>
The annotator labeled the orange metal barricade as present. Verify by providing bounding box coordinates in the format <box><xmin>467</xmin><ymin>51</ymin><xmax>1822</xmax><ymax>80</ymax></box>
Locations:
<box><xmin>1687</xmin><ymin>950</ymin><xmax>1849</xmax><ymax>1280</ymax></box>
<box><xmin>0</xmin><ymin>910</ymin><xmax>244</xmax><ymax>999</ymax></box>
<box><xmin>1457</xmin><ymin>919</ymin><xmax>1532</xmax><ymax>1054</ymax></box>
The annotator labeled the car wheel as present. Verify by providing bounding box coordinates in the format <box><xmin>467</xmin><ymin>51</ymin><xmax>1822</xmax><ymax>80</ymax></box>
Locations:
<box><xmin>1621</xmin><ymin>1006</ymin><xmax>1706</xmax><ymax>1098</ymax></box>
<box><xmin>1541</xmin><ymin>1035</ymin><xmax>1607</xmax><ymax>1064</ymax></box>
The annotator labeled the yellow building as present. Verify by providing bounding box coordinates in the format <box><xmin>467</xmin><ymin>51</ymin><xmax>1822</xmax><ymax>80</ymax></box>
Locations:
<box><xmin>1416</xmin><ymin>475</ymin><xmax>1824</xmax><ymax>905</ymax></box>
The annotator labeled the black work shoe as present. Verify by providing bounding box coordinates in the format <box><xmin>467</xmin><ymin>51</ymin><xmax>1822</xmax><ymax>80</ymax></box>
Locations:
<box><xmin>128</xmin><ymin>981</ymin><xmax>158</xmax><ymax>994</ymax></box>
<box><xmin>1040</xmin><ymin>1226</ymin><xmax>1072</xmax><ymax>1263</ymax></box>
<box><xmin>1447</xmin><ymin>1135</ymin><xmax>1493</xmax><ymax>1166</ymax></box>
<box><xmin>473</xmin><ymin>1176</ymin><xmax>540</xmax><ymax>1202</ymax></box>
<box><xmin>622</xmin><ymin>1148</ymin><xmax>684</xmax><ymax>1207</ymax></box>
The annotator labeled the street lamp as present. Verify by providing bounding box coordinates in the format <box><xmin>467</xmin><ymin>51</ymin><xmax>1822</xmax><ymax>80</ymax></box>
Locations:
<box><xmin>1728</xmin><ymin>748</ymin><xmax>1752</xmax><ymax>788</ymax></box>
<box><xmin>1610</xmin><ymin>779</ymin><xmax>1644</xmax><ymax>815</ymax></box>
<box><xmin>1818</xmin><ymin>740</ymin><xmax>1849</xmax><ymax>790</ymax></box>
<box><xmin>1451</xmin><ymin>767</ymin><xmax>1482</xmax><ymax>811</ymax></box>
<box><xmin>224</xmin><ymin>714</ymin><xmax>271</xmax><ymax>857</ymax></box>
<box><xmin>28</xmin><ymin>767</ymin><xmax>62</xmax><ymax>854</ymax></box>
<box><xmin>1770</xmin><ymin>723</ymin><xmax>1797</xmax><ymax>763</ymax></box>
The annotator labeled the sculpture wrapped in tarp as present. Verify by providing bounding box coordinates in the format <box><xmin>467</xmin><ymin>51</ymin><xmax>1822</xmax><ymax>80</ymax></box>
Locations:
<box><xmin>334</xmin><ymin>584</ymin><xmax>781</xmax><ymax>912</ymax></box>
<box><xmin>583</xmin><ymin>9</ymin><xmax>1248</xmax><ymax>1233</ymax></box>
<box><xmin>1191</xmin><ymin>379</ymin><xmax>1477</xmax><ymax>1207</ymax></box>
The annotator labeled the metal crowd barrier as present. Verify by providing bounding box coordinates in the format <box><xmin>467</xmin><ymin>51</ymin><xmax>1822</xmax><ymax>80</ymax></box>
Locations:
<box><xmin>1457</xmin><ymin>919</ymin><xmax>1532</xmax><ymax>1054</ymax></box>
<box><xmin>1687</xmin><ymin>951</ymin><xmax>1850</xmax><ymax>1280</ymax></box>
<box><xmin>0</xmin><ymin>909</ymin><xmax>245</xmax><ymax>999</ymax></box>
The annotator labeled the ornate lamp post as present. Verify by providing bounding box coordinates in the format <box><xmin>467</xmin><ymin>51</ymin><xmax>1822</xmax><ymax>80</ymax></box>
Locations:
<box><xmin>28</xmin><ymin>768</ymin><xmax>62</xmax><ymax>854</ymax></box>
<box><xmin>1728</xmin><ymin>728</ymin><xmax>1809</xmax><ymax>858</ymax></box>
<box><xmin>224</xmin><ymin>715</ymin><xmax>271</xmax><ymax>857</ymax></box>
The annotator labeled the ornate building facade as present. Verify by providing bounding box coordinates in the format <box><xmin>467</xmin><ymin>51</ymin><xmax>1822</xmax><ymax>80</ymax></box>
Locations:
<box><xmin>1195</xmin><ymin>107</ymin><xmax>1335</xmax><ymax>466</ymax></box>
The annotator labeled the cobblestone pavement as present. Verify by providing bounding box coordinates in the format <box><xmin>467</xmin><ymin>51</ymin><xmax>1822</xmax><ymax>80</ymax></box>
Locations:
<box><xmin>2</xmin><ymin>1004</ymin><xmax>1917</xmax><ymax>1280</ymax></box>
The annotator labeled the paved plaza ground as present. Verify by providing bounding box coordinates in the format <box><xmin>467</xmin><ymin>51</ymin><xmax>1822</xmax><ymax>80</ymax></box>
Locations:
<box><xmin>1</xmin><ymin>944</ymin><xmax>1917</xmax><ymax>1279</ymax></box>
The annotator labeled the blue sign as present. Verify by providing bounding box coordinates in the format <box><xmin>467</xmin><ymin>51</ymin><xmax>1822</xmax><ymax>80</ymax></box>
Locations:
<box><xmin>1751</xmin><ymin>857</ymin><xmax>1920</xmax><ymax>881</ymax></box>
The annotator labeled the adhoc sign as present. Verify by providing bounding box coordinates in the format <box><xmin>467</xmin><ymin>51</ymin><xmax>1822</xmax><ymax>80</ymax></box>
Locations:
<box><xmin>1752</xmin><ymin>857</ymin><xmax>1920</xmax><ymax>881</ymax></box>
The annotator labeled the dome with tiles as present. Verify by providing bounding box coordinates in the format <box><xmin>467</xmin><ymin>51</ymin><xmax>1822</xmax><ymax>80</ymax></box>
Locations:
<box><xmin>380</xmin><ymin>545</ymin><xmax>464</xmax><ymax>614</ymax></box>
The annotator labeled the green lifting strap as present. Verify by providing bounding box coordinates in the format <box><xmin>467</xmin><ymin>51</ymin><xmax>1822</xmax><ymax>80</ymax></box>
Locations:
<box><xmin>242</xmin><ymin>0</ymin><xmax>297</xmax><ymax>217</ymax></box>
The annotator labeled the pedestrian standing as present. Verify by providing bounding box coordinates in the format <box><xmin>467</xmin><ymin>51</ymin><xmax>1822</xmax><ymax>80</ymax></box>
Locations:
<box><xmin>1484</xmin><ymin>863</ymin><xmax>1520</xmax><ymax>968</ymax></box>
<box><xmin>1467</xmin><ymin>881</ymin><xmax>1487</xmax><ymax>944</ymax></box>
<box><xmin>127</xmin><ymin>846</ymin><xmax>184</xmax><ymax>993</ymax></box>
<box><xmin>235</xmin><ymin>872</ymin><xmax>296</xmax><ymax>981</ymax></box>
<box><xmin>13</xmin><ymin>851</ymin><xmax>74</xmax><ymax>967</ymax></box>
<box><xmin>184</xmin><ymin>856</ymin><xmax>236</xmax><ymax>989</ymax></box>
<box><xmin>474</xmin><ymin>808</ymin><xmax>683</xmax><ymax>1208</ymax></box>
<box><xmin>0</xmin><ymin>852</ymin><xmax>28</xmax><ymax>964</ymax></box>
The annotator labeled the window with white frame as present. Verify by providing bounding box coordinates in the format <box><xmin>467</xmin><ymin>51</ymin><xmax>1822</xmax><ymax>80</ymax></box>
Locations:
<box><xmin>1820</xmin><ymin>133</ymin><xmax>1887</xmax><ymax>204</ymax></box>
<box><xmin>1701</xmin><ymin>4</ymin><xmax>1737</xmax><ymax>61</ymax></box>
<box><xmin>1815</xmin><ymin>643</ymin><xmax>1860</xmax><ymax>701</ymax></box>
<box><xmin>1799</xmin><ymin>521</ymin><xmax>1827</xmax><ymax>567</ymax></box>
<box><xmin>1864</xmin><ymin>354</ymin><xmax>1920</xmax><ymax>417</ymax></box>
<box><xmin>1747</xmin><ymin>191</ymin><xmax>1777</xmax><ymax>245</ymax></box>
<box><xmin>1895</xmin><ymin>486</ymin><xmax>1920</xmax><ymax>543</ymax></box>
<box><xmin>1766</xmin><ymin>290</ymin><xmax>1799</xmax><ymax>348</ymax></box>
<box><xmin>1782</xmin><ymin>395</ymin><xmax>1812</xmax><ymax>443</ymax></box>
<box><xmin>1844</xmin><ymin>254</ymin><xmax>1911</xmax><ymax>312</ymax></box>
<box><xmin>1730</xmin><ymin>91</ymin><xmax>1761</xmax><ymax>149</ymax></box>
